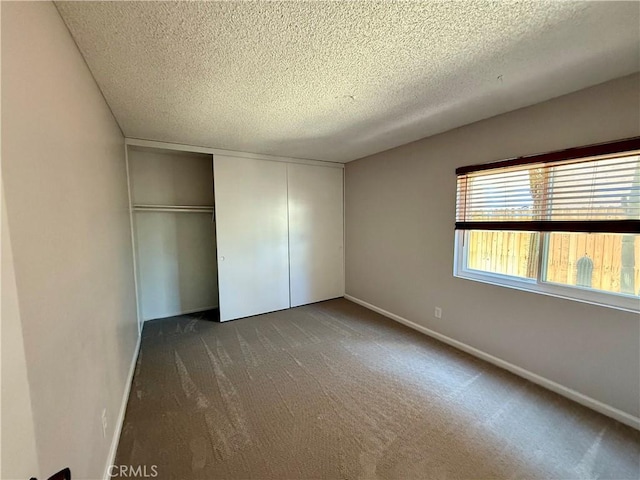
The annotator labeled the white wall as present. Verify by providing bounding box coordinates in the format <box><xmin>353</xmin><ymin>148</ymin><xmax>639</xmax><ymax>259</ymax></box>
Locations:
<box><xmin>345</xmin><ymin>74</ymin><xmax>640</xmax><ymax>420</ymax></box>
<box><xmin>1</xmin><ymin>2</ymin><xmax>138</xmax><ymax>479</ymax></box>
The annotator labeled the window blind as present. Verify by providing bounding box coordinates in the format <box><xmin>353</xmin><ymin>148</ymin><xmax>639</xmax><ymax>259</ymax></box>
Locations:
<box><xmin>455</xmin><ymin>138</ymin><xmax>640</xmax><ymax>233</ymax></box>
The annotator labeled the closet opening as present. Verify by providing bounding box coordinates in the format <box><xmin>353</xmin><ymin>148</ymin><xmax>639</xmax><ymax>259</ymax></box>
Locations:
<box><xmin>127</xmin><ymin>145</ymin><xmax>219</xmax><ymax>325</ymax></box>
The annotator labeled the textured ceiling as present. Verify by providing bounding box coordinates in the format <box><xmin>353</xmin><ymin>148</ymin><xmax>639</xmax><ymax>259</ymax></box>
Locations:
<box><xmin>55</xmin><ymin>1</ymin><xmax>640</xmax><ymax>163</ymax></box>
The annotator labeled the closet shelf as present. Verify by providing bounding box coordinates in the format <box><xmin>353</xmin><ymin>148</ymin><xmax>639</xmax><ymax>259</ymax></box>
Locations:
<box><xmin>133</xmin><ymin>204</ymin><xmax>214</xmax><ymax>214</ymax></box>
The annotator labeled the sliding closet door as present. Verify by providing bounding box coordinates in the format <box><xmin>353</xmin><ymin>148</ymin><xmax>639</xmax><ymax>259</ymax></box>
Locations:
<box><xmin>288</xmin><ymin>163</ymin><xmax>344</xmax><ymax>307</ymax></box>
<box><xmin>214</xmin><ymin>155</ymin><xmax>290</xmax><ymax>321</ymax></box>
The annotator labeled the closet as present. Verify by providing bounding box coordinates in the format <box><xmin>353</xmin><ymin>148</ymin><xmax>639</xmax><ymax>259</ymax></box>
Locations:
<box><xmin>126</xmin><ymin>140</ymin><xmax>344</xmax><ymax>326</ymax></box>
<box><xmin>287</xmin><ymin>163</ymin><xmax>344</xmax><ymax>308</ymax></box>
<box><xmin>127</xmin><ymin>146</ymin><xmax>218</xmax><ymax>323</ymax></box>
<box><xmin>214</xmin><ymin>155</ymin><xmax>290</xmax><ymax>321</ymax></box>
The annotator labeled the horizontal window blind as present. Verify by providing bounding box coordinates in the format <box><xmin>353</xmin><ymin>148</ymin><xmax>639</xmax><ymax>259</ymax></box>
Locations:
<box><xmin>455</xmin><ymin>138</ymin><xmax>640</xmax><ymax>233</ymax></box>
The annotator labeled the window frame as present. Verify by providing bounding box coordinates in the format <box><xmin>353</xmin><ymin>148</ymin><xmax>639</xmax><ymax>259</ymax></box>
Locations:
<box><xmin>453</xmin><ymin>138</ymin><xmax>640</xmax><ymax>314</ymax></box>
<box><xmin>454</xmin><ymin>231</ymin><xmax>640</xmax><ymax>313</ymax></box>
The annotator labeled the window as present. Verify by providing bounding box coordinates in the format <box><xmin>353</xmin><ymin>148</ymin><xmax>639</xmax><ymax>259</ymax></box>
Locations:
<box><xmin>454</xmin><ymin>138</ymin><xmax>640</xmax><ymax>312</ymax></box>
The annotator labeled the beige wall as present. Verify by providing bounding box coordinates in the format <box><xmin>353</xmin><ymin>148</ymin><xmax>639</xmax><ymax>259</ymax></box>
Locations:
<box><xmin>345</xmin><ymin>73</ymin><xmax>640</xmax><ymax>418</ymax></box>
<box><xmin>1</xmin><ymin>183</ymin><xmax>39</xmax><ymax>479</ymax></box>
<box><xmin>1</xmin><ymin>2</ymin><xmax>138</xmax><ymax>479</ymax></box>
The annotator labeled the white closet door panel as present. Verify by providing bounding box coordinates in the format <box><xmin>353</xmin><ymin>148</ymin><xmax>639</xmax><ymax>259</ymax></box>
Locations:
<box><xmin>214</xmin><ymin>155</ymin><xmax>290</xmax><ymax>321</ymax></box>
<box><xmin>135</xmin><ymin>212</ymin><xmax>218</xmax><ymax>321</ymax></box>
<box><xmin>288</xmin><ymin>164</ymin><xmax>344</xmax><ymax>307</ymax></box>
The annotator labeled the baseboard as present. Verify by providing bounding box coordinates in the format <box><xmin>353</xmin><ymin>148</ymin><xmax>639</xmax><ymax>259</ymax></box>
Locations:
<box><xmin>103</xmin><ymin>332</ymin><xmax>142</xmax><ymax>480</ymax></box>
<box><xmin>344</xmin><ymin>294</ymin><xmax>640</xmax><ymax>430</ymax></box>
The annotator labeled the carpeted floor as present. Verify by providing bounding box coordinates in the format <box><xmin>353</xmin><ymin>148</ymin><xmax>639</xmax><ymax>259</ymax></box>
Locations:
<box><xmin>113</xmin><ymin>299</ymin><xmax>640</xmax><ymax>479</ymax></box>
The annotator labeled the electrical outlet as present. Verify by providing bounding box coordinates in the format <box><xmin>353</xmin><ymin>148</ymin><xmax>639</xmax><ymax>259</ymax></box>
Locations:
<box><xmin>101</xmin><ymin>409</ymin><xmax>108</xmax><ymax>438</ymax></box>
<box><xmin>434</xmin><ymin>307</ymin><xmax>442</xmax><ymax>319</ymax></box>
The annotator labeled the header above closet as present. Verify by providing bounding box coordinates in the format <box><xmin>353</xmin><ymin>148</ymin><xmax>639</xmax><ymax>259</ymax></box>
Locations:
<box><xmin>125</xmin><ymin>138</ymin><xmax>344</xmax><ymax>169</ymax></box>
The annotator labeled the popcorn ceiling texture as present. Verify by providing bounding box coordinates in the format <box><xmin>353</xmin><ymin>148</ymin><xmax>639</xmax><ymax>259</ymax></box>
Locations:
<box><xmin>55</xmin><ymin>1</ymin><xmax>640</xmax><ymax>163</ymax></box>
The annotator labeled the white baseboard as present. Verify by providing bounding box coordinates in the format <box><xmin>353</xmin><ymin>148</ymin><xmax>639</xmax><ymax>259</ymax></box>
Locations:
<box><xmin>103</xmin><ymin>332</ymin><xmax>142</xmax><ymax>480</ymax></box>
<box><xmin>344</xmin><ymin>294</ymin><xmax>640</xmax><ymax>430</ymax></box>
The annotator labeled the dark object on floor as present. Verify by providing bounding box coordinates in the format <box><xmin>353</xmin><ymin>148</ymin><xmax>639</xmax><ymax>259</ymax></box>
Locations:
<box><xmin>30</xmin><ymin>467</ymin><xmax>71</xmax><ymax>480</ymax></box>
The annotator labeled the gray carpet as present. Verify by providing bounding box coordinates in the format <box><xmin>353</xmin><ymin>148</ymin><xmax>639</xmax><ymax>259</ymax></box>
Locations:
<box><xmin>113</xmin><ymin>299</ymin><xmax>640</xmax><ymax>479</ymax></box>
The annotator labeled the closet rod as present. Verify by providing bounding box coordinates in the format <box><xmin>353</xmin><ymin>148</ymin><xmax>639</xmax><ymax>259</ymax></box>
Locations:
<box><xmin>133</xmin><ymin>204</ymin><xmax>213</xmax><ymax>209</ymax></box>
<box><xmin>133</xmin><ymin>205</ymin><xmax>214</xmax><ymax>214</ymax></box>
